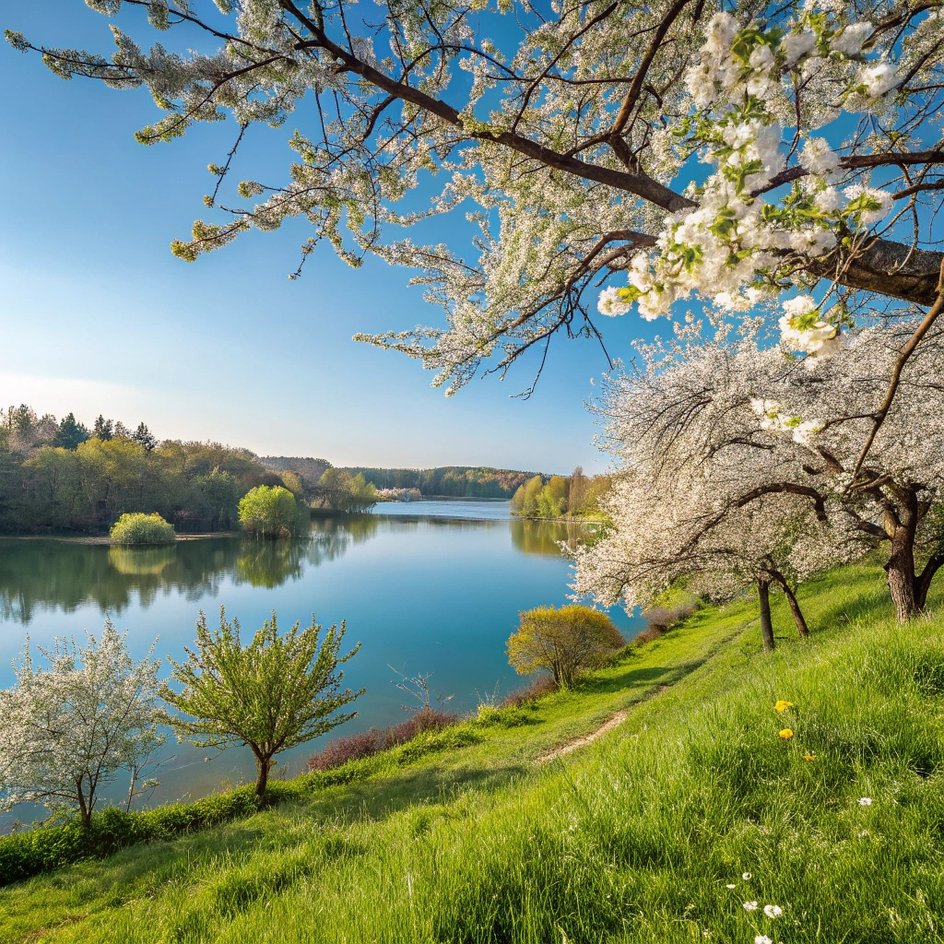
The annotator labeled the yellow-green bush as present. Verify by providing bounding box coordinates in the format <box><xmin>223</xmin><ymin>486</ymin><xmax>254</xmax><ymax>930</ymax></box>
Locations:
<box><xmin>109</xmin><ymin>513</ymin><xmax>176</xmax><ymax>546</ymax></box>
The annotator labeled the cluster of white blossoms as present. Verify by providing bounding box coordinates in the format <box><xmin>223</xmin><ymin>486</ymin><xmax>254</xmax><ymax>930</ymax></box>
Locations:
<box><xmin>778</xmin><ymin>295</ymin><xmax>840</xmax><ymax>357</ymax></box>
<box><xmin>599</xmin><ymin>7</ymin><xmax>900</xmax><ymax>359</ymax></box>
<box><xmin>750</xmin><ymin>398</ymin><xmax>824</xmax><ymax>446</ymax></box>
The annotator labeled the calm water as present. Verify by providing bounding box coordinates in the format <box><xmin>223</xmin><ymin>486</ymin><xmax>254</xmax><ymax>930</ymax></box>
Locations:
<box><xmin>0</xmin><ymin>501</ymin><xmax>639</xmax><ymax>825</ymax></box>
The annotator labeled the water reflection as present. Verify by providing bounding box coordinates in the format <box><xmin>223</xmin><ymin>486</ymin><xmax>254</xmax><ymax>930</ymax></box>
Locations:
<box><xmin>0</xmin><ymin>538</ymin><xmax>236</xmax><ymax>622</ymax></box>
<box><xmin>509</xmin><ymin>518</ymin><xmax>595</xmax><ymax>556</ymax></box>
<box><xmin>0</xmin><ymin>516</ymin><xmax>602</xmax><ymax>624</ymax></box>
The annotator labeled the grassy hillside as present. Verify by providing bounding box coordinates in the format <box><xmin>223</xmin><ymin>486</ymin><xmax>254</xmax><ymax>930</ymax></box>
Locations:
<box><xmin>3</xmin><ymin>563</ymin><xmax>944</xmax><ymax>942</ymax></box>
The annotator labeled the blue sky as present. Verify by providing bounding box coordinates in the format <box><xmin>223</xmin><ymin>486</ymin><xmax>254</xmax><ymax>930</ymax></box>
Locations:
<box><xmin>0</xmin><ymin>2</ymin><xmax>658</xmax><ymax>473</ymax></box>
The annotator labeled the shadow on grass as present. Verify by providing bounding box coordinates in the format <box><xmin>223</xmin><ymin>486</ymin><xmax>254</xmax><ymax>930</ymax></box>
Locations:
<box><xmin>304</xmin><ymin>761</ymin><xmax>528</xmax><ymax>822</ymax></box>
<box><xmin>578</xmin><ymin>653</ymin><xmax>731</xmax><ymax>701</ymax></box>
<box><xmin>577</xmin><ymin>664</ymin><xmax>678</xmax><ymax>697</ymax></box>
<box><xmin>801</xmin><ymin>567</ymin><xmax>892</xmax><ymax>630</ymax></box>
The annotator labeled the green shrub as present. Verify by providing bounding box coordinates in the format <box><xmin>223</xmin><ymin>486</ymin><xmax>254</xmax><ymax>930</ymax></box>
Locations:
<box><xmin>0</xmin><ymin>786</ymin><xmax>263</xmax><ymax>887</ymax></box>
<box><xmin>237</xmin><ymin>485</ymin><xmax>302</xmax><ymax>538</ymax></box>
<box><xmin>474</xmin><ymin>704</ymin><xmax>530</xmax><ymax>727</ymax></box>
<box><xmin>507</xmin><ymin>604</ymin><xmax>624</xmax><ymax>688</ymax></box>
<box><xmin>109</xmin><ymin>512</ymin><xmax>176</xmax><ymax>546</ymax></box>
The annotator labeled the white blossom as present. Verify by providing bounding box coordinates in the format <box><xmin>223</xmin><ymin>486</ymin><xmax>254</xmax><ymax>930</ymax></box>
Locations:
<box><xmin>799</xmin><ymin>138</ymin><xmax>840</xmax><ymax>176</ymax></box>
<box><xmin>832</xmin><ymin>22</ymin><xmax>873</xmax><ymax>57</ymax></box>
<box><xmin>0</xmin><ymin>621</ymin><xmax>163</xmax><ymax>825</ymax></box>
<box><xmin>598</xmin><ymin>286</ymin><xmax>633</xmax><ymax>317</ymax></box>
<box><xmin>781</xmin><ymin>30</ymin><xmax>816</xmax><ymax>67</ymax></box>
<box><xmin>843</xmin><ymin>184</ymin><xmax>894</xmax><ymax>226</ymax></box>
<box><xmin>859</xmin><ymin>62</ymin><xmax>899</xmax><ymax>98</ymax></box>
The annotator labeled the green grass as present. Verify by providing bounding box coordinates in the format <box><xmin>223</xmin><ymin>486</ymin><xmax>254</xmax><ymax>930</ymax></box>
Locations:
<box><xmin>3</xmin><ymin>562</ymin><xmax>944</xmax><ymax>943</ymax></box>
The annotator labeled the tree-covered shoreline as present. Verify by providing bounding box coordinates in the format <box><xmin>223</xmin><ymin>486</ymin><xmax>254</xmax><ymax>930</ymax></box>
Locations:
<box><xmin>0</xmin><ymin>406</ymin><xmax>541</xmax><ymax>536</ymax></box>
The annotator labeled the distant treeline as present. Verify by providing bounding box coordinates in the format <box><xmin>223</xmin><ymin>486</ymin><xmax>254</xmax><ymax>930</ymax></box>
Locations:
<box><xmin>0</xmin><ymin>406</ymin><xmax>372</xmax><ymax>535</ymax></box>
<box><xmin>341</xmin><ymin>466</ymin><xmax>536</xmax><ymax>499</ymax></box>
<box><xmin>510</xmin><ymin>468</ymin><xmax>612</xmax><ymax>520</ymax></box>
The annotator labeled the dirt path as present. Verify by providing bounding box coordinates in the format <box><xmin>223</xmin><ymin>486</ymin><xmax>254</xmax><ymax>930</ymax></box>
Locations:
<box><xmin>536</xmin><ymin>682</ymin><xmax>679</xmax><ymax>764</ymax></box>
<box><xmin>535</xmin><ymin>624</ymin><xmax>745</xmax><ymax>765</ymax></box>
<box><xmin>536</xmin><ymin>709</ymin><xmax>632</xmax><ymax>763</ymax></box>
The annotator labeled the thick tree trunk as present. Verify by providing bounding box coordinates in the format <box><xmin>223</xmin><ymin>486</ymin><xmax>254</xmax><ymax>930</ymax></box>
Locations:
<box><xmin>757</xmin><ymin>579</ymin><xmax>775</xmax><ymax>651</ymax></box>
<box><xmin>76</xmin><ymin>778</ymin><xmax>92</xmax><ymax>830</ymax></box>
<box><xmin>885</xmin><ymin>520</ymin><xmax>920</xmax><ymax>623</ymax></box>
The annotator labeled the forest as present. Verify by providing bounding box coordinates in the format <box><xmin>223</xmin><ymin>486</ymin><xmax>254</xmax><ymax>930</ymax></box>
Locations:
<box><xmin>339</xmin><ymin>466</ymin><xmax>537</xmax><ymax>499</ymax></box>
<box><xmin>510</xmin><ymin>469</ymin><xmax>613</xmax><ymax>520</ymax></box>
<box><xmin>0</xmin><ymin>406</ymin><xmax>374</xmax><ymax>533</ymax></box>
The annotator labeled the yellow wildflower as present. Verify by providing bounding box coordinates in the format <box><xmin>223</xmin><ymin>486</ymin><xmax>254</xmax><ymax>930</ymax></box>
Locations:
<box><xmin>778</xmin><ymin>728</ymin><xmax>794</xmax><ymax>740</ymax></box>
<box><xmin>803</xmin><ymin>752</ymin><xmax>816</xmax><ymax>762</ymax></box>
<box><xmin>774</xmin><ymin>699</ymin><xmax>794</xmax><ymax>713</ymax></box>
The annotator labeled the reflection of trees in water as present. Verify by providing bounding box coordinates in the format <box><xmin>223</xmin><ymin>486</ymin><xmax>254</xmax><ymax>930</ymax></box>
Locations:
<box><xmin>0</xmin><ymin>517</ymin><xmax>390</xmax><ymax>623</ymax></box>
<box><xmin>107</xmin><ymin>546</ymin><xmax>177</xmax><ymax>576</ymax></box>
<box><xmin>305</xmin><ymin>514</ymin><xmax>381</xmax><ymax>568</ymax></box>
<box><xmin>0</xmin><ymin>539</ymin><xmax>239</xmax><ymax>623</ymax></box>
<box><xmin>235</xmin><ymin>539</ymin><xmax>306</xmax><ymax>588</ymax></box>
<box><xmin>0</xmin><ymin>516</ymin><xmax>587</xmax><ymax>623</ymax></box>
<box><xmin>509</xmin><ymin>519</ymin><xmax>595</xmax><ymax>556</ymax></box>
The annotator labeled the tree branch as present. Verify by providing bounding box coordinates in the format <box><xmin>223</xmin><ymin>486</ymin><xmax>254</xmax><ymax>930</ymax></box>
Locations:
<box><xmin>850</xmin><ymin>259</ymin><xmax>944</xmax><ymax>481</ymax></box>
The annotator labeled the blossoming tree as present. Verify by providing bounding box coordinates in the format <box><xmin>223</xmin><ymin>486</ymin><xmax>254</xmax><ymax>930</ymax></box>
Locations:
<box><xmin>6</xmin><ymin>1</ymin><xmax>943</xmax><ymax>394</ymax></box>
<box><xmin>0</xmin><ymin>621</ymin><xmax>163</xmax><ymax>828</ymax></box>
<box><xmin>575</xmin><ymin>326</ymin><xmax>944</xmax><ymax>623</ymax></box>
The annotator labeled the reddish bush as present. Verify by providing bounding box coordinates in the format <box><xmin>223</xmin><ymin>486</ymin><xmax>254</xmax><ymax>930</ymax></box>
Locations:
<box><xmin>500</xmin><ymin>674</ymin><xmax>559</xmax><ymax>709</ymax></box>
<box><xmin>307</xmin><ymin>707</ymin><xmax>456</xmax><ymax>772</ymax></box>
<box><xmin>634</xmin><ymin>600</ymin><xmax>699</xmax><ymax>646</ymax></box>
<box><xmin>632</xmin><ymin>625</ymin><xmax>668</xmax><ymax>647</ymax></box>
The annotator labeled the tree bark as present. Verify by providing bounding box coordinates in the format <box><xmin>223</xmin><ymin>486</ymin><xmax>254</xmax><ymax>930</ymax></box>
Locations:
<box><xmin>769</xmin><ymin>571</ymin><xmax>810</xmax><ymax>638</ymax></box>
<box><xmin>915</xmin><ymin>553</ymin><xmax>944</xmax><ymax>611</ymax></box>
<box><xmin>254</xmin><ymin>754</ymin><xmax>272</xmax><ymax>798</ymax></box>
<box><xmin>883</xmin><ymin>491</ymin><xmax>921</xmax><ymax>623</ymax></box>
<box><xmin>783</xmin><ymin>584</ymin><xmax>810</xmax><ymax>638</ymax></box>
<box><xmin>758</xmin><ymin>579</ymin><xmax>775</xmax><ymax>651</ymax></box>
<box><xmin>886</xmin><ymin>525</ymin><xmax>919</xmax><ymax>622</ymax></box>
<box><xmin>76</xmin><ymin>778</ymin><xmax>92</xmax><ymax>830</ymax></box>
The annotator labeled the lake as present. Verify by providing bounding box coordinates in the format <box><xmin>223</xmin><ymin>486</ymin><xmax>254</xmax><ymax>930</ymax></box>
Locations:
<box><xmin>0</xmin><ymin>501</ymin><xmax>640</xmax><ymax>826</ymax></box>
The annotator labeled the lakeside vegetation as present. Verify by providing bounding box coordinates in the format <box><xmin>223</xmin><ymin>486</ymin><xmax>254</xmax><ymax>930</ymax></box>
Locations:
<box><xmin>2</xmin><ymin>407</ymin><xmax>540</xmax><ymax>536</ymax></box>
<box><xmin>109</xmin><ymin>513</ymin><xmax>177</xmax><ymax>547</ymax></box>
<box><xmin>2</xmin><ymin>562</ymin><xmax>942</xmax><ymax>941</ymax></box>
<box><xmin>343</xmin><ymin>466</ymin><xmax>536</xmax><ymax>499</ymax></box>
<box><xmin>510</xmin><ymin>468</ymin><xmax>613</xmax><ymax>520</ymax></box>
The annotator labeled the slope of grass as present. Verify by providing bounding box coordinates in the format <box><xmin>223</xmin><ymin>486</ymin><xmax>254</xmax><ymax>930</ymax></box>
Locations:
<box><xmin>3</xmin><ymin>562</ymin><xmax>944</xmax><ymax>943</ymax></box>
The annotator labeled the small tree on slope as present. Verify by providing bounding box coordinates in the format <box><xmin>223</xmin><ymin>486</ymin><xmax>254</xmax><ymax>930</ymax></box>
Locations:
<box><xmin>507</xmin><ymin>605</ymin><xmax>624</xmax><ymax>689</ymax></box>
<box><xmin>0</xmin><ymin>621</ymin><xmax>163</xmax><ymax>828</ymax></box>
<box><xmin>163</xmin><ymin>610</ymin><xmax>363</xmax><ymax>798</ymax></box>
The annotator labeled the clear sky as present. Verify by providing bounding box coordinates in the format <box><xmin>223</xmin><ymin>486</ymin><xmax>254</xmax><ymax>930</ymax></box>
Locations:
<box><xmin>0</xmin><ymin>2</ymin><xmax>659</xmax><ymax>474</ymax></box>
